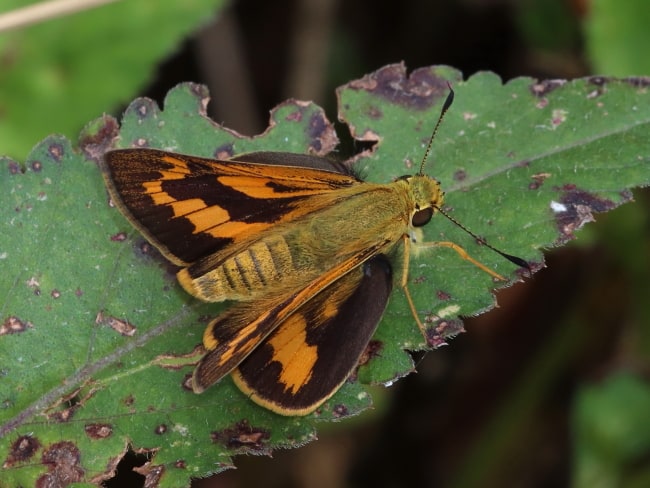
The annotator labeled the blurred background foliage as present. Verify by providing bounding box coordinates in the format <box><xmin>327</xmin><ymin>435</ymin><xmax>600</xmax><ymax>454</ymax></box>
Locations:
<box><xmin>1</xmin><ymin>0</ymin><xmax>649</xmax><ymax>487</ymax></box>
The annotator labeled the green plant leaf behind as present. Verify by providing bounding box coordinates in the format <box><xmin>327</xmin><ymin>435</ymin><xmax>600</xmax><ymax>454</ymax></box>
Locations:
<box><xmin>585</xmin><ymin>0</ymin><xmax>650</xmax><ymax>76</ymax></box>
<box><xmin>0</xmin><ymin>0</ymin><xmax>227</xmax><ymax>161</ymax></box>
<box><xmin>572</xmin><ymin>373</ymin><xmax>650</xmax><ymax>488</ymax></box>
<box><xmin>1</xmin><ymin>65</ymin><xmax>650</xmax><ymax>485</ymax></box>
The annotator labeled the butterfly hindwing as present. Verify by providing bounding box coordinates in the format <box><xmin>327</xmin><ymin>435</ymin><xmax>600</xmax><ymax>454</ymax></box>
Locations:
<box><xmin>231</xmin><ymin>256</ymin><xmax>393</xmax><ymax>415</ymax></box>
<box><xmin>192</xmin><ymin>240</ymin><xmax>393</xmax><ymax>394</ymax></box>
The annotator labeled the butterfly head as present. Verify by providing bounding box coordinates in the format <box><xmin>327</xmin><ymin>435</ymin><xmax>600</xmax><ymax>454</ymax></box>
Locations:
<box><xmin>402</xmin><ymin>174</ymin><xmax>444</xmax><ymax>228</ymax></box>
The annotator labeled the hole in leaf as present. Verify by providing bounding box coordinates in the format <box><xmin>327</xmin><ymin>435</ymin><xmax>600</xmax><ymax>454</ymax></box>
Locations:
<box><xmin>103</xmin><ymin>447</ymin><xmax>151</xmax><ymax>487</ymax></box>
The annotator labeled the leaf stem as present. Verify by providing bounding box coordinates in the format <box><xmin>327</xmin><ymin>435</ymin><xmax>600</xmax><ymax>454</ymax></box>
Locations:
<box><xmin>0</xmin><ymin>0</ymin><xmax>119</xmax><ymax>33</ymax></box>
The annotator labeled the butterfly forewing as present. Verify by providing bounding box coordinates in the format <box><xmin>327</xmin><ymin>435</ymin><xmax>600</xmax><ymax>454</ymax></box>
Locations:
<box><xmin>103</xmin><ymin>149</ymin><xmax>359</xmax><ymax>265</ymax></box>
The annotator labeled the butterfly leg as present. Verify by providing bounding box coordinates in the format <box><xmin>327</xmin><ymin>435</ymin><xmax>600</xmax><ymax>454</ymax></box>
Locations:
<box><xmin>399</xmin><ymin>235</ymin><xmax>429</xmax><ymax>339</ymax></box>
<box><xmin>400</xmin><ymin>235</ymin><xmax>508</xmax><ymax>342</ymax></box>
<box><xmin>416</xmin><ymin>240</ymin><xmax>507</xmax><ymax>281</ymax></box>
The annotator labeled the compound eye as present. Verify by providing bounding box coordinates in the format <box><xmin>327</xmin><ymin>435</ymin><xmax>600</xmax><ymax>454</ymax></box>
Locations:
<box><xmin>412</xmin><ymin>207</ymin><xmax>433</xmax><ymax>227</ymax></box>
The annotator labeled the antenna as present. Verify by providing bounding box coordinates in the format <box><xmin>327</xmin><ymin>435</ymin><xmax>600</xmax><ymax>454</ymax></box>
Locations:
<box><xmin>419</xmin><ymin>83</ymin><xmax>455</xmax><ymax>175</ymax></box>
<box><xmin>421</xmin><ymin>83</ymin><xmax>530</xmax><ymax>273</ymax></box>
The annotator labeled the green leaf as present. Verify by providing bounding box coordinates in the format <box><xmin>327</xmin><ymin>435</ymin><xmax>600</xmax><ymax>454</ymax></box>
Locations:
<box><xmin>2</xmin><ymin>64</ymin><xmax>650</xmax><ymax>485</ymax></box>
<box><xmin>0</xmin><ymin>0</ymin><xmax>227</xmax><ymax>160</ymax></box>
<box><xmin>339</xmin><ymin>64</ymin><xmax>650</xmax><ymax>385</ymax></box>
<box><xmin>572</xmin><ymin>373</ymin><xmax>650</xmax><ymax>488</ymax></box>
<box><xmin>585</xmin><ymin>0</ymin><xmax>650</xmax><ymax>76</ymax></box>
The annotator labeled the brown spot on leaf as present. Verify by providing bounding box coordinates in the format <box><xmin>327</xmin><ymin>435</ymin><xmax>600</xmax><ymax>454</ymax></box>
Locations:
<box><xmin>588</xmin><ymin>76</ymin><xmax>609</xmax><ymax>87</ymax></box>
<box><xmin>174</xmin><ymin>459</ymin><xmax>187</xmax><ymax>469</ymax></box>
<box><xmin>96</xmin><ymin>311</ymin><xmax>137</xmax><ymax>337</ymax></box>
<box><xmin>423</xmin><ymin>316</ymin><xmax>465</xmax><ymax>348</ymax></box>
<box><xmin>189</xmin><ymin>81</ymin><xmax>210</xmax><ymax>103</ymax></box>
<box><xmin>48</xmin><ymin>143</ymin><xmax>64</xmax><ymax>162</ymax></box>
<box><xmin>436</xmin><ymin>290</ymin><xmax>452</xmax><ymax>301</ymax></box>
<box><xmin>586</xmin><ymin>89</ymin><xmax>601</xmax><ymax>100</ymax></box>
<box><xmin>214</xmin><ymin>142</ymin><xmax>234</xmax><ymax>160</ymax></box>
<box><xmin>154</xmin><ymin>424</ymin><xmax>167</xmax><ymax>435</ymax></box>
<box><xmin>26</xmin><ymin>276</ymin><xmax>40</xmax><ymax>289</ymax></box>
<box><xmin>211</xmin><ymin>420</ymin><xmax>270</xmax><ymax>452</ymax></box>
<box><xmin>584</xmin><ymin>76</ymin><xmax>611</xmax><ymax>98</ymax></box>
<box><xmin>554</xmin><ymin>187</ymin><xmax>625</xmax><ymax>244</ymax></box>
<box><xmin>551</xmin><ymin>108</ymin><xmax>568</xmax><ymax>129</ymax></box>
<box><xmin>412</xmin><ymin>275</ymin><xmax>427</xmax><ymax>285</ymax></box>
<box><xmin>45</xmin><ymin>384</ymin><xmax>98</xmax><ymax>423</ymax></box>
<box><xmin>530</xmin><ymin>79</ymin><xmax>566</xmax><ymax>97</ymax></box>
<box><xmin>111</xmin><ymin>231</ymin><xmax>127</xmax><ymax>242</ymax></box>
<box><xmin>134</xmin><ymin>239</ymin><xmax>171</xmax><ymax>275</ymax></box>
<box><xmin>308</xmin><ymin>109</ymin><xmax>338</xmax><ymax>153</ymax></box>
<box><xmin>85</xmin><ymin>423</ymin><xmax>113</xmax><ymax>439</ymax></box>
<box><xmin>345</xmin><ymin>63</ymin><xmax>449</xmax><ymax>111</ymax></box>
<box><xmin>6</xmin><ymin>159</ymin><xmax>22</xmax><ymax>174</ymax></box>
<box><xmin>272</xmin><ymin>100</ymin><xmax>339</xmax><ymax>155</ymax></box>
<box><xmin>624</xmin><ymin>76</ymin><xmax>650</xmax><ymax>88</ymax></box>
<box><xmin>285</xmin><ymin>109</ymin><xmax>303</xmax><ymax>122</ymax></box>
<box><xmin>137</xmin><ymin>239</ymin><xmax>154</xmax><ymax>256</ymax></box>
<box><xmin>133</xmin><ymin>463</ymin><xmax>165</xmax><ymax>487</ymax></box>
<box><xmin>453</xmin><ymin>169</ymin><xmax>467</xmax><ymax>181</ymax></box>
<box><xmin>535</xmin><ymin>97</ymin><xmax>548</xmax><ymax>109</ymax></box>
<box><xmin>367</xmin><ymin>106</ymin><xmax>383</xmax><ymax>119</ymax></box>
<box><xmin>79</xmin><ymin>114</ymin><xmax>120</xmax><ymax>161</ymax></box>
<box><xmin>3</xmin><ymin>435</ymin><xmax>40</xmax><ymax>467</ymax></box>
<box><xmin>37</xmin><ymin>441</ymin><xmax>84</xmax><ymax>487</ymax></box>
<box><xmin>129</xmin><ymin>98</ymin><xmax>158</xmax><ymax>122</ymax></box>
<box><xmin>50</xmin><ymin>289</ymin><xmax>61</xmax><ymax>299</ymax></box>
<box><xmin>331</xmin><ymin>404</ymin><xmax>349</xmax><ymax>418</ymax></box>
<box><xmin>1</xmin><ymin>316</ymin><xmax>34</xmax><ymax>335</ymax></box>
<box><xmin>31</xmin><ymin>160</ymin><xmax>43</xmax><ymax>172</ymax></box>
<box><xmin>358</xmin><ymin>339</ymin><xmax>383</xmax><ymax>368</ymax></box>
<box><xmin>529</xmin><ymin>172</ymin><xmax>551</xmax><ymax>190</ymax></box>
<box><xmin>48</xmin><ymin>406</ymin><xmax>77</xmax><ymax>423</ymax></box>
